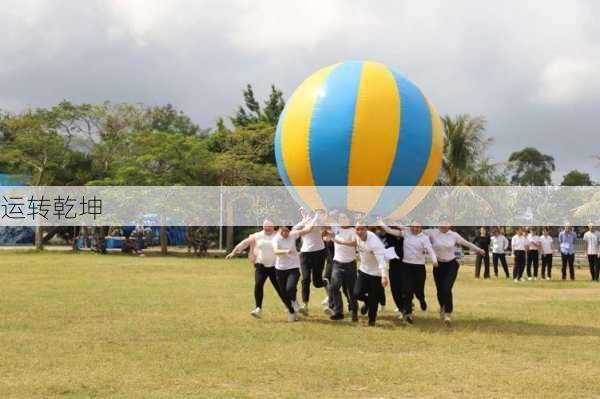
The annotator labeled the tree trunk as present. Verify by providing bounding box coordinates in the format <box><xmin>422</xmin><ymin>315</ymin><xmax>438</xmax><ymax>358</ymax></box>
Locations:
<box><xmin>160</xmin><ymin>215</ymin><xmax>168</xmax><ymax>255</ymax></box>
<box><xmin>35</xmin><ymin>225</ymin><xmax>44</xmax><ymax>250</ymax></box>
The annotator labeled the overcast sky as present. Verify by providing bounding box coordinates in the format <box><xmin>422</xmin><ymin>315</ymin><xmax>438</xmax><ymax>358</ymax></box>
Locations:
<box><xmin>1</xmin><ymin>0</ymin><xmax>599</xmax><ymax>182</ymax></box>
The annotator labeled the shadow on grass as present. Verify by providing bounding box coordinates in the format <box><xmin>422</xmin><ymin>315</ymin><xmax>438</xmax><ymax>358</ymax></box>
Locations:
<box><xmin>407</xmin><ymin>315</ymin><xmax>600</xmax><ymax>337</ymax></box>
<box><xmin>270</xmin><ymin>313</ymin><xmax>600</xmax><ymax>336</ymax></box>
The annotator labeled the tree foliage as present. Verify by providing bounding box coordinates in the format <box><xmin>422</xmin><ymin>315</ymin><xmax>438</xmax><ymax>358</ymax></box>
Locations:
<box><xmin>508</xmin><ymin>147</ymin><xmax>555</xmax><ymax>186</ymax></box>
<box><xmin>561</xmin><ymin>170</ymin><xmax>593</xmax><ymax>186</ymax></box>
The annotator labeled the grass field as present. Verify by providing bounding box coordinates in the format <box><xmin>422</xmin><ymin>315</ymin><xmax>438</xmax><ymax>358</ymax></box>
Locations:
<box><xmin>1</xmin><ymin>251</ymin><xmax>600</xmax><ymax>398</ymax></box>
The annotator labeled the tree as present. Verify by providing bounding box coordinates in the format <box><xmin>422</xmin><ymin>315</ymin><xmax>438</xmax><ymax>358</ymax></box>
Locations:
<box><xmin>230</xmin><ymin>84</ymin><xmax>285</xmax><ymax>128</ymax></box>
<box><xmin>0</xmin><ymin>109</ymin><xmax>90</xmax><ymax>249</ymax></box>
<box><xmin>561</xmin><ymin>170</ymin><xmax>593</xmax><ymax>186</ymax></box>
<box><xmin>439</xmin><ymin>114</ymin><xmax>503</xmax><ymax>185</ymax></box>
<box><xmin>508</xmin><ymin>147</ymin><xmax>555</xmax><ymax>186</ymax></box>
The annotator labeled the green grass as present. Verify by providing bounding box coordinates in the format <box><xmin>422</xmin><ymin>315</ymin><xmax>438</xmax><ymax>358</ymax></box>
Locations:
<box><xmin>1</xmin><ymin>251</ymin><xmax>600</xmax><ymax>398</ymax></box>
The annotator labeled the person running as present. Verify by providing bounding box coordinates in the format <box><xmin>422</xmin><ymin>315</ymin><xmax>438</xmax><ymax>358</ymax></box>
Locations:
<box><xmin>377</xmin><ymin>220</ymin><xmax>437</xmax><ymax>324</ymax></box>
<box><xmin>583</xmin><ymin>223</ymin><xmax>599</xmax><ymax>281</ymax></box>
<box><xmin>273</xmin><ymin>216</ymin><xmax>319</xmax><ymax>322</ymax></box>
<box><xmin>559</xmin><ymin>223</ymin><xmax>576</xmax><ymax>280</ymax></box>
<box><xmin>491</xmin><ymin>227</ymin><xmax>510</xmax><ymax>278</ymax></box>
<box><xmin>539</xmin><ymin>228</ymin><xmax>554</xmax><ymax>280</ymax></box>
<box><xmin>473</xmin><ymin>227</ymin><xmax>491</xmax><ymax>279</ymax></box>
<box><xmin>334</xmin><ymin>221</ymin><xmax>389</xmax><ymax>326</ymax></box>
<box><xmin>422</xmin><ymin>222</ymin><xmax>484</xmax><ymax>324</ymax></box>
<box><xmin>226</xmin><ymin>219</ymin><xmax>286</xmax><ymax>319</ymax></box>
<box><xmin>374</xmin><ymin>223</ymin><xmax>404</xmax><ymax>315</ymax></box>
<box><xmin>526</xmin><ymin>228</ymin><xmax>542</xmax><ymax>281</ymax></box>
<box><xmin>293</xmin><ymin>208</ymin><xmax>328</xmax><ymax>315</ymax></box>
<box><xmin>327</xmin><ymin>212</ymin><xmax>358</xmax><ymax>321</ymax></box>
<box><xmin>511</xmin><ymin>227</ymin><xmax>528</xmax><ymax>282</ymax></box>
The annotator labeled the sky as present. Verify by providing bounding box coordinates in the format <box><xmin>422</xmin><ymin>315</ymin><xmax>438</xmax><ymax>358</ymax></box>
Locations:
<box><xmin>1</xmin><ymin>0</ymin><xmax>599</xmax><ymax>182</ymax></box>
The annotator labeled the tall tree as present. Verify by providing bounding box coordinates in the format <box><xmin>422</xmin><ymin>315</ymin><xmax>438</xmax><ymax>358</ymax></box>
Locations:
<box><xmin>508</xmin><ymin>147</ymin><xmax>555</xmax><ymax>186</ymax></box>
<box><xmin>560</xmin><ymin>170</ymin><xmax>593</xmax><ymax>186</ymax></box>
<box><xmin>440</xmin><ymin>114</ymin><xmax>502</xmax><ymax>185</ymax></box>
<box><xmin>230</xmin><ymin>84</ymin><xmax>285</xmax><ymax>128</ymax></box>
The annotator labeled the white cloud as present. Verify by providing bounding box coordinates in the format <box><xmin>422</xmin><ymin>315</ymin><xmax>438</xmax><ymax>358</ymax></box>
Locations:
<box><xmin>537</xmin><ymin>55</ymin><xmax>600</xmax><ymax>104</ymax></box>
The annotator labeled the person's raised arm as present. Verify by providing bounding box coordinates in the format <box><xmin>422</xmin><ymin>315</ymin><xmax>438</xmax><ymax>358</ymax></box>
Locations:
<box><xmin>376</xmin><ymin>217</ymin><xmax>403</xmax><ymax>237</ymax></box>
<box><xmin>225</xmin><ymin>235</ymin><xmax>255</xmax><ymax>259</ymax></box>
<box><xmin>296</xmin><ymin>214</ymin><xmax>320</xmax><ymax>236</ymax></box>
<box><xmin>454</xmin><ymin>232</ymin><xmax>485</xmax><ymax>256</ymax></box>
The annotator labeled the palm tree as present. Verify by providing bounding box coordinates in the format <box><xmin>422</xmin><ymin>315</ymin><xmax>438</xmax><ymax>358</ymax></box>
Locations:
<box><xmin>440</xmin><ymin>114</ymin><xmax>495</xmax><ymax>186</ymax></box>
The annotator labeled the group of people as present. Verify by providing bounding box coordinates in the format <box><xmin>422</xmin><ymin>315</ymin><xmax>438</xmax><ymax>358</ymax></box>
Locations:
<box><xmin>226</xmin><ymin>209</ymin><xmax>482</xmax><ymax>326</ymax></box>
<box><xmin>471</xmin><ymin>223</ymin><xmax>600</xmax><ymax>282</ymax></box>
<box><xmin>226</xmin><ymin>212</ymin><xmax>600</xmax><ymax>326</ymax></box>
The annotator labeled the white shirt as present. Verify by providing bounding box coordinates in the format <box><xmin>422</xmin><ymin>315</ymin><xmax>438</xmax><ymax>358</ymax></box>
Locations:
<box><xmin>491</xmin><ymin>235</ymin><xmax>509</xmax><ymax>254</ymax></box>
<box><xmin>356</xmin><ymin>231</ymin><xmax>388</xmax><ymax>277</ymax></box>
<box><xmin>273</xmin><ymin>230</ymin><xmax>301</xmax><ymax>270</ymax></box>
<box><xmin>251</xmin><ymin>231</ymin><xmax>276</xmax><ymax>267</ymax></box>
<box><xmin>332</xmin><ymin>225</ymin><xmax>357</xmax><ymax>263</ymax></box>
<box><xmin>583</xmin><ymin>231</ymin><xmax>600</xmax><ymax>255</ymax></box>
<box><xmin>539</xmin><ymin>235</ymin><xmax>554</xmax><ymax>255</ymax></box>
<box><xmin>511</xmin><ymin>235</ymin><xmax>528</xmax><ymax>251</ymax></box>
<box><xmin>424</xmin><ymin>229</ymin><xmax>480</xmax><ymax>262</ymax></box>
<box><xmin>402</xmin><ymin>231</ymin><xmax>437</xmax><ymax>265</ymax></box>
<box><xmin>527</xmin><ymin>233</ymin><xmax>541</xmax><ymax>251</ymax></box>
<box><xmin>295</xmin><ymin>225</ymin><xmax>325</xmax><ymax>252</ymax></box>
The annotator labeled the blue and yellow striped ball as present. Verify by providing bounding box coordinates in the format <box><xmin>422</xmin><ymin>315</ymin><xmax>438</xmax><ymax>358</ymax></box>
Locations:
<box><xmin>274</xmin><ymin>61</ymin><xmax>443</xmax><ymax>219</ymax></box>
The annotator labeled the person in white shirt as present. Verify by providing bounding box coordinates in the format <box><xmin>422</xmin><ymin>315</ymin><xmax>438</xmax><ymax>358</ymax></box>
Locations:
<box><xmin>327</xmin><ymin>212</ymin><xmax>359</xmax><ymax>321</ymax></box>
<box><xmin>376</xmin><ymin>220</ymin><xmax>437</xmax><ymax>324</ymax></box>
<box><xmin>293</xmin><ymin>208</ymin><xmax>328</xmax><ymax>315</ymax></box>
<box><xmin>511</xmin><ymin>227</ymin><xmax>529</xmax><ymax>282</ymax></box>
<box><xmin>334</xmin><ymin>221</ymin><xmax>389</xmax><ymax>326</ymax></box>
<box><xmin>420</xmin><ymin>222</ymin><xmax>484</xmax><ymax>324</ymax></box>
<box><xmin>539</xmin><ymin>228</ymin><xmax>554</xmax><ymax>280</ymax></box>
<box><xmin>583</xmin><ymin>223</ymin><xmax>599</xmax><ymax>281</ymax></box>
<box><xmin>526</xmin><ymin>228</ymin><xmax>542</xmax><ymax>280</ymax></box>
<box><xmin>273</xmin><ymin>216</ymin><xmax>319</xmax><ymax>322</ymax></box>
<box><xmin>226</xmin><ymin>219</ymin><xmax>285</xmax><ymax>319</ymax></box>
<box><xmin>491</xmin><ymin>227</ymin><xmax>510</xmax><ymax>278</ymax></box>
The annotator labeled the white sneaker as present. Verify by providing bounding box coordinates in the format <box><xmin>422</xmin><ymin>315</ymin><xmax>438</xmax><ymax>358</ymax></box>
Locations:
<box><xmin>443</xmin><ymin>313</ymin><xmax>452</xmax><ymax>325</ymax></box>
<box><xmin>379</xmin><ymin>305</ymin><xmax>386</xmax><ymax>313</ymax></box>
<box><xmin>299</xmin><ymin>303</ymin><xmax>309</xmax><ymax>316</ymax></box>
<box><xmin>250</xmin><ymin>307</ymin><xmax>262</xmax><ymax>319</ymax></box>
<box><xmin>321</xmin><ymin>296</ymin><xmax>329</xmax><ymax>306</ymax></box>
<box><xmin>546</xmin><ymin>277</ymin><xmax>551</xmax><ymax>281</ymax></box>
<box><xmin>324</xmin><ymin>307</ymin><xmax>334</xmax><ymax>316</ymax></box>
<box><xmin>439</xmin><ymin>308</ymin><xmax>445</xmax><ymax>320</ymax></box>
<box><xmin>527</xmin><ymin>277</ymin><xmax>533</xmax><ymax>281</ymax></box>
<box><xmin>394</xmin><ymin>307</ymin><xmax>400</xmax><ymax>313</ymax></box>
<box><xmin>513</xmin><ymin>279</ymin><xmax>518</xmax><ymax>283</ymax></box>
<box><xmin>292</xmin><ymin>300</ymin><xmax>300</xmax><ymax>313</ymax></box>
<box><xmin>287</xmin><ymin>312</ymin><xmax>297</xmax><ymax>322</ymax></box>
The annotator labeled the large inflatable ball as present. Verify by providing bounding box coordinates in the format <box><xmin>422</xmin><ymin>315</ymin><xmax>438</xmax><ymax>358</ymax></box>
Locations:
<box><xmin>274</xmin><ymin>61</ymin><xmax>443</xmax><ymax>219</ymax></box>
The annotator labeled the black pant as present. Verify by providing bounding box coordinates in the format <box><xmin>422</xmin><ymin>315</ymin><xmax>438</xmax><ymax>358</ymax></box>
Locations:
<box><xmin>475</xmin><ymin>252</ymin><xmax>490</xmax><ymax>278</ymax></box>
<box><xmin>433</xmin><ymin>259</ymin><xmax>459</xmax><ymax>314</ymax></box>
<box><xmin>276</xmin><ymin>268</ymin><xmax>300</xmax><ymax>313</ymax></box>
<box><xmin>389</xmin><ymin>259</ymin><xmax>404</xmax><ymax>311</ymax></box>
<box><xmin>526</xmin><ymin>250</ymin><xmax>539</xmax><ymax>278</ymax></box>
<box><xmin>587</xmin><ymin>254</ymin><xmax>598</xmax><ymax>281</ymax></box>
<box><xmin>254</xmin><ymin>264</ymin><xmax>285</xmax><ymax>308</ymax></box>
<box><xmin>492</xmin><ymin>253</ymin><xmax>510</xmax><ymax>278</ymax></box>
<box><xmin>400</xmin><ymin>262</ymin><xmax>426</xmax><ymax>315</ymax></box>
<box><xmin>354</xmin><ymin>270</ymin><xmax>385</xmax><ymax>323</ymax></box>
<box><xmin>541</xmin><ymin>254</ymin><xmax>553</xmax><ymax>278</ymax></box>
<box><xmin>329</xmin><ymin>260</ymin><xmax>358</xmax><ymax>315</ymax></box>
<box><xmin>300</xmin><ymin>249</ymin><xmax>327</xmax><ymax>303</ymax></box>
<box><xmin>513</xmin><ymin>250</ymin><xmax>526</xmax><ymax>279</ymax></box>
<box><xmin>561</xmin><ymin>253</ymin><xmax>575</xmax><ymax>280</ymax></box>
